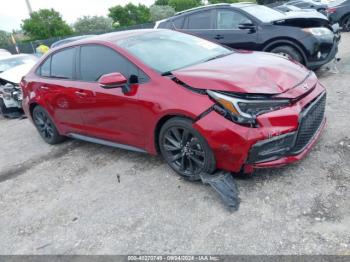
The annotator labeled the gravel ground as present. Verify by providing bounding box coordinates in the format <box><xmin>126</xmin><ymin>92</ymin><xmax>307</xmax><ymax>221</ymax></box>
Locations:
<box><xmin>0</xmin><ymin>33</ymin><xmax>349</xmax><ymax>255</ymax></box>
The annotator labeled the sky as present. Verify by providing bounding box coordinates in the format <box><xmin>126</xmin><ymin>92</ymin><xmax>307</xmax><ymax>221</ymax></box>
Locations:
<box><xmin>0</xmin><ymin>0</ymin><xmax>155</xmax><ymax>32</ymax></box>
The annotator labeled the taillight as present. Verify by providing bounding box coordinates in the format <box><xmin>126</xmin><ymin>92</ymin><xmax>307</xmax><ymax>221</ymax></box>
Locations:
<box><xmin>327</xmin><ymin>7</ymin><xmax>337</xmax><ymax>14</ymax></box>
<box><xmin>20</xmin><ymin>76</ymin><xmax>27</xmax><ymax>89</ymax></box>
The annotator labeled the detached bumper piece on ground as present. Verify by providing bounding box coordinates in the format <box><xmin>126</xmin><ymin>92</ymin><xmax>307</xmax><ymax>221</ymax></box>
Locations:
<box><xmin>200</xmin><ymin>171</ymin><xmax>240</xmax><ymax>212</ymax></box>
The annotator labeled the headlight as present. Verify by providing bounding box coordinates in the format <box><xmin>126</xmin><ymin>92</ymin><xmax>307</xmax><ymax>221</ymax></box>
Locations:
<box><xmin>303</xmin><ymin>27</ymin><xmax>333</xmax><ymax>36</ymax></box>
<box><xmin>207</xmin><ymin>90</ymin><xmax>290</xmax><ymax>126</ymax></box>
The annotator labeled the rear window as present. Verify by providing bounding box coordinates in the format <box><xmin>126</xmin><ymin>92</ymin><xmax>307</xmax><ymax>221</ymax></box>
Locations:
<box><xmin>186</xmin><ymin>10</ymin><xmax>213</xmax><ymax>29</ymax></box>
<box><xmin>39</xmin><ymin>57</ymin><xmax>51</xmax><ymax>77</ymax></box>
<box><xmin>173</xmin><ymin>17</ymin><xmax>185</xmax><ymax>29</ymax></box>
<box><xmin>157</xmin><ymin>21</ymin><xmax>172</xmax><ymax>29</ymax></box>
<box><xmin>50</xmin><ymin>48</ymin><xmax>75</xmax><ymax>79</ymax></box>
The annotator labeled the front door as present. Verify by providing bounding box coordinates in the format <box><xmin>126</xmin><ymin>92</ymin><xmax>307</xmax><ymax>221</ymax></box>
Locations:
<box><xmin>74</xmin><ymin>44</ymin><xmax>147</xmax><ymax>149</ymax></box>
<box><xmin>213</xmin><ymin>8</ymin><xmax>258</xmax><ymax>50</ymax></box>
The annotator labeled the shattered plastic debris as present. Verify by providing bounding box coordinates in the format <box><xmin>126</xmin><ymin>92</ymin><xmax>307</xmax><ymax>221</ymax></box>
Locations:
<box><xmin>320</xmin><ymin>57</ymin><xmax>341</xmax><ymax>74</ymax></box>
<box><xmin>200</xmin><ymin>171</ymin><xmax>241</xmax><ymax>212</ymax></box>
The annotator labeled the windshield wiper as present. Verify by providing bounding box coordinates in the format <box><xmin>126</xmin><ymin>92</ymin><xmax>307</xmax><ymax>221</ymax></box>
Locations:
<box><xmin>204</xmin><ymin>52</ymin><xmax>234</xmax><ymax>62</ymax></box>
<box><xmin>161</xmin><ymin>71</ymin><xmax>173</xmax><ymax>76</ymax></box>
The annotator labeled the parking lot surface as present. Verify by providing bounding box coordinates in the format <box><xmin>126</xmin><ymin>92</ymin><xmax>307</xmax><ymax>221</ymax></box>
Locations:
<box><xmin>0</xmin><ymin>33</ymin><xmax>350</xmax><ymax>255</ymax></box>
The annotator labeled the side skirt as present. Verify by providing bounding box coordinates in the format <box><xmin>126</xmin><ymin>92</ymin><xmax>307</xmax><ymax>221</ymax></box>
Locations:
<box><xmin>68</xmin><ymin>133</ymin><xmax>147</xmax><ymax>153</ymax></box>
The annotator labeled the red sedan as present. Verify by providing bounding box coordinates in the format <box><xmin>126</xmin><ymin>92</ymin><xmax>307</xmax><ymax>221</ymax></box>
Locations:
<box><xmin>21</xmin><ymin>29</ymin><xmax>326</xmax><ymax>180</ymax></box>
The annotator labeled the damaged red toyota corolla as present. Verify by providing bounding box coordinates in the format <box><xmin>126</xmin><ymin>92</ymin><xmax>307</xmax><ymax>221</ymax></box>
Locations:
<box><xmin>21</xmin><ymin>29</ymin><xmax>326</xmax><ymax>180</ymax></box>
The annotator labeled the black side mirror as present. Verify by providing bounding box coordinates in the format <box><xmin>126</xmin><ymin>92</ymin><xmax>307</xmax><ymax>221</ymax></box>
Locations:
<box><xmin>238</xmin><ymin>23</ymin><xmax>256</xmax><ymax>32</ymax></box>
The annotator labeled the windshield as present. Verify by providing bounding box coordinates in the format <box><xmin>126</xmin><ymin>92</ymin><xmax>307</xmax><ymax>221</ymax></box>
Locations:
<box><xmin>0</xmin><ymin>55</ymin><xmax>37</xmax><ymax>72</ymax></box>
<box><xmin>287</xmin><ymin>5</ymin><xmax>301</xmax><ymax>10</ymax></box>
<box><xmin>116</xmin><ymin>30</ymin><xmax>232</xmax><ymax>74</ymax></box>
<box><xmin>329</xmin><ymin>0</ymin><xmax>348</xmax><ymax>6</ymax></box>
<box><xmin>243</xmin><ymin>5</ymin><xmax>286</xmax><ymax>22</ymax></box>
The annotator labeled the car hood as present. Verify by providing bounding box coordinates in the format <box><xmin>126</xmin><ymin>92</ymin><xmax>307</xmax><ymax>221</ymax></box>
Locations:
<box><xmin>172</xmin><ymin>51</ymin><xmax>311</xmax><ymax>95</ymax></box>
<box><xmin>271</xmin><ymin>11</ymin><xmax>329</xmax><ymax>26</ymax></box>
<box><xmin>0</xmin><ymin>62</ymin><xmax>35</xmax><ymax>84</ymax></box>
<box><xmin>283</xmin><ymin>10</ymin><xmax>328</xmax><ymax>19</ymax></box>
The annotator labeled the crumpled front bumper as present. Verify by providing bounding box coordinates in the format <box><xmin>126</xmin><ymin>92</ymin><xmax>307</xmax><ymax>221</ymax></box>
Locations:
<box><xmin>193</xmin><ymin>81</ymin><xmax>326</xmax><ymax>174</ymax></box>
<box><xmin>246</xmin><ymin>91</ymin><xmax>326</xmax><ymax>166</ymax></box>
<box><xmin>246</xmin><ymin>118</ymin><xmax>325</xmax><ymax>171</ymax></box>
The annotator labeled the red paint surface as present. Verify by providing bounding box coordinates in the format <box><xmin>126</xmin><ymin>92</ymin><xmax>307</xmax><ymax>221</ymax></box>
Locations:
<box><xmin>21</xmin><ymin>32</ymin><xmax>326</xmax><ymax>174</ymax></box>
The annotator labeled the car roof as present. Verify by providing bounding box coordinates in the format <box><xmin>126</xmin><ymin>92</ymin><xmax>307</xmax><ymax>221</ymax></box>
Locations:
<box><xmin>172</xmin><ymin>2</ymin><xmax>256</xmax><ymax>16</ymax></box>
<box><xmin>230</xmin><ymin>2</ymin><xmax>257</xmax><ymax>8</ymax></box>
<box><xmin>174</xmin><ymin>3</ymin><xmax>230</xmax><ymax>15</ymax></box>
<box><xmin>57</xmin><ymin>29</ymin><xmax>165</xmax><ymax>48</ymax></box>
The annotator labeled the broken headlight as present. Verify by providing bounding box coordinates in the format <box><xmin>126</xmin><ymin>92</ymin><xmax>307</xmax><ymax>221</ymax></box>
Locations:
<box><xmin>2</xmin><ymin>83</ymin><xmax>22</xmax><ymax>101</ymax></box>
<box><xmin>207</xmin><ymin>90</ymin><xmax>290</xmax><ymax>126</ymax></box>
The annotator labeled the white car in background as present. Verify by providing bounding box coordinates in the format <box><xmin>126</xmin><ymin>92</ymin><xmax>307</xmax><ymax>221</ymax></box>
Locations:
<box><xmin>0</xmin><ymin>49</ymin><xmax>11</xmax><ymax>59</ymax></box>
<box><xmin>0</xmin><ymin>54</ymin><xmax>37</xmax><ymax>73</ymax></box>
<box><xmin>0</xmin><ymin>60</ymin><xmax>37</xmax><ymax>118</ymax></box>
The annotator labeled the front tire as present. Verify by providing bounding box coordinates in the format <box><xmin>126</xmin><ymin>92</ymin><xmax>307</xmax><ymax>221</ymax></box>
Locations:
<box><xmin>270</xmin><ymin>45</ymin><xmax>303</xmax><ymax>64</ymax></box>
<box><xmin>159</xmin><ymin>117</ymin><xmax>216</xmax><ymax>181</ymax></box>
<box><xmin>341</xmin><ymin>14</ymin><xmax>350</xmax><ymax>32</ymax></box>
<box><xmin>32</xmin><ymin>106</ymin><xmax>65</xmax><ymax>144</ymax></box>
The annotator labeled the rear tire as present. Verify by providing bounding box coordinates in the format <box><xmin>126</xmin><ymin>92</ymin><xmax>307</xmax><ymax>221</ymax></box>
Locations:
<box><xmin>341</xmin><ymin>14</ymin><xmax>350</xmax><ymax>32</ymax></box>
<box><xmin>0</xmin><ymin>98</ymin><xmax>10</xmax><ymax>117</ymax></box>
<box><xmin>32</xmin><ymin>106</ymin><xmax>65</xmax><ymax>144</ymax></box>
<box><xmin>270</xmin><ymin>45</ymin><xmax>303</xmax><ymax>64</ymax></box>
<box><xmin>159</xmin><ymin>117</ymin><xmax>216</xmax><ymax>181</ymax></box>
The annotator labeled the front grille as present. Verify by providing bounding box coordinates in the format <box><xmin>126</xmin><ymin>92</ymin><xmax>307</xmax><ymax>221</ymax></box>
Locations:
<box><xmin>291</xmin><ymin>92</ymin><xmax>326</xmax><ymax>154</ymax></box>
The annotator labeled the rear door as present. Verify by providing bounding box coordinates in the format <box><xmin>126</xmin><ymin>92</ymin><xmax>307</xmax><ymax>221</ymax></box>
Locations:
<box><xmin>36</xmin><ymin>47</ymin><xmax>86</xmax><ymax>134</ymax></box>
<box><xmin>213</xmin><ymin>8</ymin><xmax>258</xmax><ymax>50</ymax></box>
<box><xmin>180</xmin><ymin>9</ymin><xmax>220</xmax><ymax>42</ymax></box>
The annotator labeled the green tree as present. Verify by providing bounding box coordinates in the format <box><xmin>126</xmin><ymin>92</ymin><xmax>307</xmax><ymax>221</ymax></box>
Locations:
<box><xmin>154</xmin><ymin>0</ymin><xmax>170</xmax><ymax>5</ymax></box>
<box><xmin>0</xmin><ymin>30</ymin><xmax>11</xmax><ymax>47</ymax></box>
<box><xmin>108</xmin><ymin>3</ymin><xmax>150</xmax><ymax>27</ymax></box>
<box><xmin>21</xmin><ymin>9</ymin><xmax>72</xmax><ymax>40</ymax></box>
<box><xmin>74</xmin><ymin>16</ymin><xmax>113</xmax><ymax>34</ymax></box>
<box><xmin>150</xmin><ymin>5</ymin><xmax>176</xmax><ymax>21</ymax></box>
<box><xmin>208</xmin><ymin>0</ymin><xmax>240</xmax><ymax>3</ymax></box>
<box><xmin>168</xmin><ymin>0</ymin><xmax>202</xmax><ymax>12</ymax></box>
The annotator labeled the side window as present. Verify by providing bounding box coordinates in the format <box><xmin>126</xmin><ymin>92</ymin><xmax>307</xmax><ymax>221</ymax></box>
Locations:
<box><xmin>172</xmin><ymin>17</ymin><xmax>185</xmax><ymax>29</ymax></box>
<box><xmin>51</xmin><ymin>48</ymin><xmax>75</xmax><ymax>79</ymax></box>
<box><xmin>79</xmin><ymin>45</ymin><xmax>147</xmax><ymax>83</ymax></box>
<box><xmin>216</xmin><ymin>10</ymin><xmax>252</xmax><ymax>30</ymax></box>
<box><xmin>39</xmin><ymin>57</ymin><xmax>51</xmax><ymax>77</ymax></box>
<box><xmin>186</xmin><ymin>10</ymin><xmax>213</xmax><ymax>29</ymax></box>
<box><xmin>294</xmin><ymin>2</ymin><xmax>310</xmax><ymax>7</ymax></box>
<box><xmin>157</xmin><ymin>21</ymin><xmax>172</xmax><ymax>29</ymax></box>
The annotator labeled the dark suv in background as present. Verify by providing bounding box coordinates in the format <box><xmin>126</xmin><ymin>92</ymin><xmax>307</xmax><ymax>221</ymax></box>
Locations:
<box><xmin>282</xmin><ymin>0</ymin><xmax>328</xmax><ymax>14</ymax></box>
<box><xmin>327</xmin><ymin>0</ymin><xmax>350</xmax><ymax>31</ymax></box>
<box><xmin>155</xmin><ymin>3</ymin><xmax>340</xmax><ymax>69</ymax></box>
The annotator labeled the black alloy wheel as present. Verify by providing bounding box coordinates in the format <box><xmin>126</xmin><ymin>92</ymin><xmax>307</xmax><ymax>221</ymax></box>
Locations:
<box><xmin>159</xmin><ymin>118</ymin><xmax>215</xmax><ymax>181</ymax></box>
<box><xmin>32</xmin><ymin>106</ymin><xmax>65</xmax><ymax>144</ymax></box>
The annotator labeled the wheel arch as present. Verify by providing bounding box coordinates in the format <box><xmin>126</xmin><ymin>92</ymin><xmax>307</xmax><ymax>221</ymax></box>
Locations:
<box><xmin>154</xmin><ymin>114</ymin><xmax>195</xmax><ymax>154</ymax></box>
<box><xmin>262</xmin><ymin>38</ymin><xmax>307</xmax><ymax>64</ymax></box>
<box><xmin>29</xmin><ymin>102</ymin><xmax>39</xmax><ymax>119</ymax></box>
<box><xmin>340</xmin><ymin>12</ymin><xmax>350</xmax><ymax>24</ymax></box>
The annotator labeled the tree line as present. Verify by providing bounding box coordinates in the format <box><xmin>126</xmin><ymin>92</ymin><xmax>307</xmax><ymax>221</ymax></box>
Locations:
<box><xmin>0</xmin><ymin>0</ymin><xmax>244</xmax><ymax>44</ymax></box>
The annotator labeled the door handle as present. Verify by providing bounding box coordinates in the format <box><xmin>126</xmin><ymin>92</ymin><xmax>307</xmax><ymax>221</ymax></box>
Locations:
<box><xmin>40</xmin><ymin>86</ymin><xmax>50</xmax><ymax>90</ymax></box>
<box><xmin>214</xmin><ymin>34</ymin><xmax>224</xmax><ymax>40</ymax></box>
<box><xmin>75</xmin><ymin>91</ymin><xmax>88</xmax><ymax>97</ymax></box>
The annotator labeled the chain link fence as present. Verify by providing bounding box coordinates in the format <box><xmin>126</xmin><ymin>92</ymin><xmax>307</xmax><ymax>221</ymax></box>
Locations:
<box><xmin>1</xmin><ymin>22</ymin><xmax>155</xmax><ymax>54</ymax></box>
